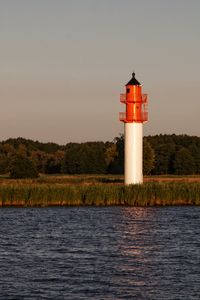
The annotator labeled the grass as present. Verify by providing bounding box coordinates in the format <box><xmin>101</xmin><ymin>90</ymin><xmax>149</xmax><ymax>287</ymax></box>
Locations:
<box><xmin>0</xmin><ymin>175</ymin><xmax>200</xmax><ymax>207</ymax></box>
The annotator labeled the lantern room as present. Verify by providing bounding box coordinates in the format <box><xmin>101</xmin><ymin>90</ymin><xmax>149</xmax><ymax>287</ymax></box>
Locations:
<box><xmin>119</xmin><ymin>73</ymin><xmax>148</xmax><ymax>123</ymax></box>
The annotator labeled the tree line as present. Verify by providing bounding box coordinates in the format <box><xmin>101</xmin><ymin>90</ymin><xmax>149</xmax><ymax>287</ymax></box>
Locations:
<box><xmin>0</xmin><ymin>134</ymin><xmax>199</xmax><ymax>178</ymax></box>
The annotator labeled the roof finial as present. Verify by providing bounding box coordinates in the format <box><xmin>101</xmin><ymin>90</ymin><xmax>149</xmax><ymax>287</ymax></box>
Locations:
<box><xmin>125</xmin><ymin>72</ymin><xmax>141</xmax><ymax>86</ymax></box>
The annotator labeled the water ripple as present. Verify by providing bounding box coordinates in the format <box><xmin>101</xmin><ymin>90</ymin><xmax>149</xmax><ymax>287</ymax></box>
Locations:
<box><xmin>0</xmin><ymin>206</ymin><xmax>200</xmax><ymax>299</ymax></box>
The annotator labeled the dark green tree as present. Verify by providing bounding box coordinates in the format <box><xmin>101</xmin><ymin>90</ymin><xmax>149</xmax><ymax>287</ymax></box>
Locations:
<box><xmin>9</xmin><ymin>155</ymin><xmax>38</xmax><ymax>179</ymax></box>
<box><xmin>62</xmin><ymin>142</ymin><xmax>107</xmax><ymax>174</ymax></box>
<box><xmin>44</xmin><ymin>151</ymin><xmax>65</xmax><ymax>174</ymax></box>
<box><xmin>152</xmin><ymin>143</ymin><xmax>176</xmax><ymax>174</ymax></box>
<box><xmin>0</xmin><ymin>155</ymin><xmax>8</xmax><ymax>174</ymax></box>
<box><xmin>0</xmin><ymin>143</ymin><xmax>15</xmax><ymax>174</ymax></box>
<box><xmin>143</xmin><ymin>139</ymin><xmax>155</xmax><ymax>175</ymax></box>
<box><xmin>108</xmin><ymin>135</ymin><xmax>124</xmax><ymax>174</ymax></box>
<box><xmin>188</xmin><ymin>142</ymin><xmax>200</xmax><ymax>174</ymax></box>
<box><xmin>173</xmin><ymin>147</ymin><xmax>195</xmax><ymax>175</ymax></box>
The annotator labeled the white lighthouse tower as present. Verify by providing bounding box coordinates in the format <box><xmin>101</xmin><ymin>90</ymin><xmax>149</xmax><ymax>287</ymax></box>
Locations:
<box><xmin>119</xmin><ymin>73</ymin><xmax>148</xmax><ymax>185</ymax></box>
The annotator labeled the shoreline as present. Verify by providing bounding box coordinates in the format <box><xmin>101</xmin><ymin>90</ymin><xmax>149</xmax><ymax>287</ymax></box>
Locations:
<box><xmin>0</xmin><ymin>176</ymin><xmax>199</xmax><ymax>207</ymax></box>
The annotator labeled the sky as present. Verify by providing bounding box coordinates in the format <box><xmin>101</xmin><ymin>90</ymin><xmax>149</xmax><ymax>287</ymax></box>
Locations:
<box><xmin>0</xmin><ymin>0</ymin><xmax>200</xmax><ymax>144</ymax></box>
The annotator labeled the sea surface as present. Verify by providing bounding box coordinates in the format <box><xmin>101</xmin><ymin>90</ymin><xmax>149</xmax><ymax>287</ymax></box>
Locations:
<box><xmin>0</xmin><ymin>206</ymin><xmax>199</xmax><ymax>300</ymax></box>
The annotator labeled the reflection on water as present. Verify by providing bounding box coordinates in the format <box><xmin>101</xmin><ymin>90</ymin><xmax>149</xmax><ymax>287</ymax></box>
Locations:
<box><xmin>0</xmin><ymin>206</ymin><xmax>200</xmax><ymax>299</ymax></box>
<box><xmin>118</xmin><ymin>208</ymin><xmax>157</xmax><ymax>292</ymax></box>
<box><xmin>120</xmin><ymin>207</ymin><xmax>156</xmax><ymax>255</ymax></box>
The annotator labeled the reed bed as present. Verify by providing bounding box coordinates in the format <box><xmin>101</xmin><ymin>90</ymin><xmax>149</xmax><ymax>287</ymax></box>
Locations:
<box><xmin>0</xmin><ymin>182</ymin><xmax>199</xmax><ymax>207</ymax></box>
<box><xmin>0</xmin><ymin>174</ymin><xmax>124</xmax><ymax>185</ymax></box>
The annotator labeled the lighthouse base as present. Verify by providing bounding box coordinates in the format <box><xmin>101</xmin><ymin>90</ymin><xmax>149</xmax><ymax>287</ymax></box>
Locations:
<box><xmin>124</xmin><ymin>123</ymin><xmax>143</xmax><ymax>185</ymax></box>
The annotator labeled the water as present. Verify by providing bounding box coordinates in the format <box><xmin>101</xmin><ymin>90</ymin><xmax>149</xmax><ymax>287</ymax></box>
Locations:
<box><xmin>0</xmin><ymin>206</ymin><xmax>199</xmax><ymax>300</ymax></box>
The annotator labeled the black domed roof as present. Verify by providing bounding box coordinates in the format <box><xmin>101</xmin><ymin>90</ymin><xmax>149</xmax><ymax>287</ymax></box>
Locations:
<box><xmin>125</xmin><ymin>72</ymin><xmax>141</xmax><ymax>86</ymax></box>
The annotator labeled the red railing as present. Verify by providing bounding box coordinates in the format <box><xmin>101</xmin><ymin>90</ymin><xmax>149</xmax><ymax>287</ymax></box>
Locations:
<box><xmin>119</xmin><ymin>112</ymin><xmax>126</xmax><ymax>122</ymax></box>
<box><xmin>141</xmin><ymin>112</ymin><xmax>148</xmax><ymax>122</ymax></box>
<box><xmin>120</xmin><ymin>94</ymin><xmax>126</xmax><ymax>103</ymax></box>
<box><xmin>142</xmin><ymin>94</ymin><xmax>147</xmax><ymax>103</ymax></box>
<box><xmin>119</xmin><ymin>112</ymin><xmax>148</xmax><ymax>123</ymax></box>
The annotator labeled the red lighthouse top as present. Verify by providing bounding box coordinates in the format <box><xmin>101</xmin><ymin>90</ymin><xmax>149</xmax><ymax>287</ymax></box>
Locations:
<box><xmin>119</xmin><ymin>72</ymin><xmax>148</xmax><ymax>123</ymax></box>
<box><xmin>125</xmin><ymin>72</ymin><xmax>141</xmax><ymax>86</ymax></box>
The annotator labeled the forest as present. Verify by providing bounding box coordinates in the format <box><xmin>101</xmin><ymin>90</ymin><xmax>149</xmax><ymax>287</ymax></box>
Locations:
<box><xmin>0</xmin><ymin>134</ymin><xmax>199</xmax><ymax>178</ymax></box>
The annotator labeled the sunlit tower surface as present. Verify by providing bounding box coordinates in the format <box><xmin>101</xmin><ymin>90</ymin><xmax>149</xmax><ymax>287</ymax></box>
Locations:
<box><xmin>119</xmin><ymin>73</ymin><xmax>148</xmax><ymax>184</ymax></box>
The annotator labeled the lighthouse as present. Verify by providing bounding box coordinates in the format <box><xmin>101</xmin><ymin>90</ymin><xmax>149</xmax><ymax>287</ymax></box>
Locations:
<box><xmin>119</xmin><ymin>73</ymin><xmax>148</xmax><ymax>185</ymax></box>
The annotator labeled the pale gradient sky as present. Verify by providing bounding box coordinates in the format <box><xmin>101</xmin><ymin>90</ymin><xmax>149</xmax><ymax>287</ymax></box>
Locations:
<box><xmin>0</xmin><ymin>0</ymin><xmax>200</xmax><ymax>144</ymax></box>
